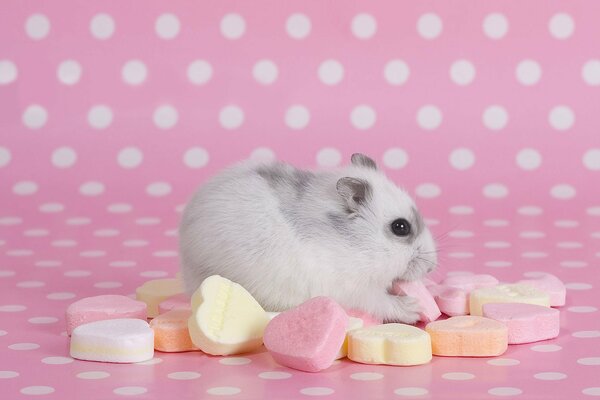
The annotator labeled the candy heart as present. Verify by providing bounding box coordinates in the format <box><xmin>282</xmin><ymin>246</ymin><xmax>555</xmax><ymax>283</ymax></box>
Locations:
<box><xmin>158</xmin><ymin>293</ymin><xmax>191</xmax><ymax>314</ymax></box>
<box><xmin>392</xmin><ymin>279</ymin><xmax>441</xmax><ymax>322</ymax></box>
<box><xmin>136</xmin><ymin>278</ymin><xmax>184</xmax><ymax>318</ymax></box>
<box><xmin>263</xmin><ymin>296</ymin><xmax>348</xmax><ymax>372</ymax></box>
<box><xmin>150</xmin><ymin>309</ymin><xmax>199</xmax><ymax>352</ymax></box>
<box><xmin>482</xmin><ymin>303</ymin><xmax>560</xmax><ymax>344</ymax></box>
<box><xmin>188</xmin><ymin>275</ymin><xmax>269</xmax><ymax>356</ymax></box>
<box><xmin>517</xmin><ymin>273</ymin><xmax>565</xmax><ymax>306</ymax></box>
<box><xmin>442</xmin><ymin>274</ymin><xmax>499</xmax><ymax>292</ymax></box>
<box><xmin>470</xmin><ymin>284</ymin><xmax>550</xmax><ymax>316</ymax></box>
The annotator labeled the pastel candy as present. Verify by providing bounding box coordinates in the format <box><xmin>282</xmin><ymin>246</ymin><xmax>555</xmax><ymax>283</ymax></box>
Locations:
<box><xmin>66</xmin><ymin>295</ymin><xmax>147</xmax><ymax>336</ymax></box>
<box><xmin>434</xmin><ymin>287</ymin><xmax>469</xmax><ymax>316</ymax></box>
<box><xmin>482</xmin><ymin>303</ymin><xmax>560</xmax><ymax>344</ymax></box>
<box><xmin>426</xmin><ymin>316</ymin><xmax>508</xmax><ymax>357</ymax></box>
<box><xmin>392</xmin><ymin>280</ymin><xmax>441</xmax><ymax>322</ymax></box>
<box><xmin>158</xmin><ymin>293</ymin><xmax>191</xmax><ymax>314</ymax></box>
<box><xmin>150</xmin><ymin>309</ymin><xmax>198</xmax><ymax>352</ymax></box>
<box><xmin>264</xmin><ymin>297</ymin><xmax>348</xmax><ymax>372</ymax></box>
<box><xmin>347</xmin><ymin>323</ymin><xmax>432</xmax><ymax>366</ymax></box>
<box><xmin>442</xmin><ymin>274</ymin><xmax>499</xmax><ymax>292</ymax></box>
<box><xmin>188</xmin><ymin>275</ymin><xmax>269</xmax><ymax>356</ymax></box>
<box><xmin>470</xmin><ymin>284</ymin><xmax>551</xmax><ymax>316</ymax></box>
<box><xmin>136</xmin><ymin>278</ymin><xmax>184</xmax><ymax>318</ymax></box>
<box><xmin>335</xmin><ymin>317</ymin><xmax>364</xmax><ymax>360</ymax></box>
<box><xmin>517</xmin><ymin>273</ymin><xmax>565</xmax><ymax>307</ymax></box>
<box><xmin>70</xmin><ymin>318</ymin><xmax>154</xmax><ymax>363</ymax></box>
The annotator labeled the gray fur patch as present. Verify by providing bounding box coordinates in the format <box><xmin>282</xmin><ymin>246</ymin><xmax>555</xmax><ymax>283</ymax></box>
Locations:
<box><xmin>411</xmin><ymin>206</ymin><xmax>425</xmax><ymax>237</ymax></box>
<box><xmin>256</xmin><ymin>163</ymin><xmax>315</xmax><ymax>198</ymax></box>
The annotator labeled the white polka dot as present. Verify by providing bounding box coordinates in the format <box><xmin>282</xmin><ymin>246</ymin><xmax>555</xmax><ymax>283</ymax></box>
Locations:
<box><xmin>9</xmin><ymin>343</ymin><xmax>39</xmax><ymax>350</ymax></box>
<box><xmin>516</xmin><ymin>60</ymin><xmax>542</xmax><ymax>86</ymax></box>
<box><xmin>22</xmin><ymin>105</ymin><xmax>48</xmax><ymax>129</ymax></box>
<box><xmin>521</xmin><ymin>251</ymin><xmax>548</xmax><ymax>259</ymax></box>
<box><xmin>47</xmin><ymin>292</ymin><xmax>76</xmax><ymax>300</ymax></box>
<box><xmin>384</xmin><ymin>60</ymin><xmax>410</xmax><ymax>86</ymax></box>
<box><xmin>0</xmin><ymin>147</ymin><xmax>11</xmax><ymax>169</ymax></box>
<box><xmin>155</xmin><ymin>13</ymin><xmax>180</xmax><ymax>39</ymax></box>
<box><xmin>152</xmin><ymin>250</ymin><xmax>178</xmax><ymax>257</ymax></box>
<box><xmin>448</xmin><ymin>252</ymin><xmax>475</xmax><ymax>259</ymax></box>
<box><xmin>568</xmin><ymin>306</ymin><xmax>597</xmax><ymax>313</ymax></box>
<box><xmin>259</xmin><ymin>371</ymin><xmax>292</xmax><ymax>380</ymax></box>
<box><xmin>35</xmin><ymin>260</ymin><xmax>61</xmax><ymax>267</ymax></box>
<box><xmin>187</xmin><ymin>60</ymin><xmax>213</xmax><ymax>85</ymax></box>
<box><xmin>549</xmin><ymin>106</ymin><xmax>575</xmax><ymax>131</ymax></box>
<box><xmin>449</xmin><ymin>206</ymin><xmax>474</xmax><ymax>215</ymax></box>
<box><xmin>13</xmin><ymin>181</ymin><xmax>38</xmax><ymax>196</ymax></box>
<box><xmin>90</xmin><ymin>13</ymin><xmax>115</xmax><ymax>39</ymax></box>
<box><xmin>57</xmin><ymin>60</ymin><xmax>82</xmax><ymax>85</ymax></box>
<box><xmin>286</xmin><ymin>13</ymin><xmax>311</xmax><ymax>39</ymax></box>
<box><xmin>578</xmin><ymin>357</ymin><xmax>600</xmax><ymax>366</ymax></box>
<box><xmin>87</xmin><ymin>105</ymin><xmax>113</xmax><ymax>129</ymax></box>
<box><xmin>485</xmin><ymin>241</ymin><xmax>511</xmax><ymax>249</ymax></box>
<box><xmin>0</xmin><ymin>216</ymin><xmax>21</xmax><ymax>225</ymax></box>
<box><xmin>351</xmin><ymin>14</ymin><xmax>377</xmax><ymax>39</ymax></box>
<box><xmin>6</xmin><ymin>249</ymin><xmax>33</xmax><ymax>257</ymax></box>
<box><xmin>285</xmin><ymin>105</ymin><xmax>310</xmax><ymax>130</ymax></box>
<box><xmin>80</xmin><ymin>181</ymin><xmax>105</xmax><ymax>196</ymax></box>
<box><xmin>77</xmin><ymin>371</ymin><xmax>110</xmax><ymax>379</ymax></box>
<box><xmin>583</xmin><ymin>387</ymin><xmax>600</xmax><ymax>396</ymax></box>
<box><xmin>485</xmin><ymin>261</ymin><xmax>513</xmax><ymax>268</ymax></box>
<box><xmin>318</xmin><ymin>60</ymin><xmax>344</xmax><ymax>86</ymax></box>
<box><xmin>20</xmin><ymin>386</ymin><xmax>55</xmax><ymax>395</ymax></box>
<box><xmin>252</xmin><ymin>59</ymin><xmax>278</xmax><ymax>85</ymax></box>
<box><xmin>121</xmin><ymin>60</ymin><xmax>147</xmax><ymax>85</ymax></box>
<box><xmin>566</xmin><ymin>283</ymin><xmax>592</xmax><ymax>290</ymax></box>
<box><xmin>25</xmin><ymin>14</ymin><xmax>50</xmax><ymax>40</ymax></box>
<box><xmin>64</xmin><ymin>270</ymin><xmax>92</xmax><ymax>277</ymax></box>
<box><xmin>316</xmin><ymin>148</ymin><xmax>341</xmax><ymax>167</ymax></box>
<box><xmin>0</xmin><ymin>371</ymin><xmax>19</xmax><ymax>378</ymax></box>
<box><xmin>588</xmin><ymin>206</ymin><xmax>600</xmax><ymax>216</ymax></box>
<box><xmin>483</xmin><ymin>183</ymin><xmax>508</xmax><ymax>198</ymax></box>
<box><xmin>518</xmin><ymin>206</ymin><xmax>543</xmax><ymax>216</ymax></box>
<box><xmin>350</xmin><ymin>372</ymin><xmax>384</xmax><ymax>381</ymax></box>
<box><xmin>123</xmin><ymin>240</ymin><xmax>148</xmax><ymax>247</ymax></box>
<box><xmin>51</xmin><ymin>147</ymin><xmax>77</xmax><ymax>168</ymax></box>
<box><xmin>167</xmin><ymin>371</ymin><xmax>201</xmax><ymax>380</ymax></box>
<box><xmin>114</xmin><ymin>386</ymin><xmax>148</xmax><ymax>396</ymax></box>
<box><xmin>42</xmin><ymin>356</ymin><xmax>73</xmax><ymax>365</ymax></box>
<box><xmin>557</xmin><ymin>241</ymin><xmax>582</xmax><ymax>249</ymax></box>
<box><xmin>483</xmin><ymin>13</ymin><xmax>508</xmax><ymax>39</ymax></box>
<box><xmin>146</xmin><ymin>182</ymin><xmax>172</xmax><ymax>197</ymax></box>
<box><xmin>219</xmin><ymin>357</ymin><xmax>251</xmax><ymax>365</ymax></box>
<box><xmin>250</xmin><ymin>147</ymin><xmax>276</xmax><ymax>162</ymax></box>
<box><xmin>394</xmin><ymin>387</ymin><xmax>429</xmax><ymax>396</ymax></box>
<box><xmin>17</xmin><ymin>281</ymin><xmax>45</xmax><ymax>288</ymax></box>
<box><xmin>0</xmin><ymin>330</ymin><xmax>7</xmax><ymax>336</ymax></box>
<box><xmin>551</xmin><ymin>184</ymin><xmax>576</xmax><ymax>199</ymax></box>
<box><xmin>0</xmin><ymin>305</ymin><xmax>27</xmax><ymax>312</ymax></box>
<box><xmin>207</xmin><ymin>387</ymin><xmax>242</xmax><ymax>396</ymax></box>
<box><xmin>350</xmin><ymin>105</ymin><xmax>376</xmax><ymax>130</ymax></box>
<box><xmin>153</xmin><ymin>105</ymin><xmax>178</xmax><ymax>130</ymax></box>
<box><xmin>583</xmin><ymin>60</ymin><xmax>600</xmax><ymax>86</ymax></box>
<box><xmin>220</xmin><ymin>14</ymin><xmax>245</xmax><ymax>39</ymax></box>
<box><xmin>555</xmin><ymin>219</ymin><xmax>579</xmax><ymax>228</ymax></box>
<box><xmin>219</xmin><ymin>105</ymin><xmax>244</xmax><ymax>129</ymax></box>
<box><xmin>0</xmin><ymin>270</ymin><xmax>16</xmax><ymax>277</ymax></box>
<box><xmin>108</xmin><ymin>203</ymin><xmax>132</xmax><ymax>213</ymax></box>
<box><xmin>383</xmin><ymin>148</ymin><xmax>408</xmax><ymax>169</ymax></box>
<box><xmin>520</xmin><ymin>231</ymin><xmax>545</xmax><ymax>239</ymax></box>
<box><xmin>561</xmin><ymin>260</ymin><xmax>587</xmax><ymax>268</ymax></box>
<box><xmin>516</xmin><ymin>148</ymin><xmax>542</xmax><ymax>170</ymax></box>
<box><xmin>442</xmin><ymin>372</ymin><xmax>475</xmax><ymax>380</ymax></box>
<box><xmin>66</xmin><ymin>218</ymin><xmax>90</xmax><ymax>226</ymax></box>
<box><xmin>534</xmin><ymin>372</ymin><xmax>566</xmax><ymax>381</ymax></box>
<box><xmin>549</xmin><ymin>13</ymin><xmax>574</xmax><ymax>39</ymax></box>
<box><xmin>583</xmin><ymin>149</ymin><xmax>600</xmax><ymax>170</ymax></box>
<box><xmin>417</xmin><ymin>105</ymin><xmax>442</xmax><ymax>130</ymax></box>
<box><xmin>0</xmin><ymin>60</ymin><xmax>18</xmax><ymax>85</ymax></box>
<box><xmin>135</xmin><ymin>357</ymin><xmax>162</xmax><ymax>365</ymax></box>
<box><xmin>94</xmin><ymin>281</ymin><xmax>122</xmax><ymax>289</ymax></box>
<box><xmin>417</xmin><ymin>13</ymin><xmax>442</xmax><ymax>39</ymax></box>
<box><xmin>450</xmin><ymin>60</ymin><xmax>476</xmax><ymax>86</ymax></box>
<box><xmin>415</xmin><ymin>183</ymin><xmax>441</xmax><ymax>198</ymax></box>
<box><xmin>488</xmin><ymin>387</ymin><xmax>523</xmax><ymax>396</ymax></box>
<box><xmin>573</xmin><ymin>331</ymin><xmax>600</xmax><ymax>338</ymax></box>
<box><xmin>136</xmin><ymin>217</ymin><xmax>160</xmax><ymax>226</ymax></box>
<box><xmin>51</xmin><ymin>239</ymin><xmax>77</xmax><ymax>247</ymax></box>
<box><xmin>482</xmin><ymin>105</ymin><xmax>509</xmax><ymax>131</ymax></box>
<box><xmin>531</xmin><ymin>344</ymin><xmax>562</xmax><ymax>352</ymax></box>
<box><xmin>300</xmin><ymin>387</ymin><xmax>334</xmax><ymax>396</ymax></box>
<box><xmin>117</xmin><ymin>147</ymin><xmax>143</xmax><ymax>169</ymax></box>
<box><xmin>182</xmin><ymin>147</ymin><xmax>209</xmax><ymax>168</ymax></box>
<box><xmin>449</xmin><ymin>148</ymin><xmax>475</xmax><ymax>170</ymax></box>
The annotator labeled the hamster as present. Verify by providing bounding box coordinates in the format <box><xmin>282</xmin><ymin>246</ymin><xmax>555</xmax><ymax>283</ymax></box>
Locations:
<box><xmin>178</xmin><ymin>153</ymin><xmax>437</xmax><ymax>324</ymax></box>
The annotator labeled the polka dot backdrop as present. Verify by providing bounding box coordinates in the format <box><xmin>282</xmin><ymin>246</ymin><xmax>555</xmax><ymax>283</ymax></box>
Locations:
<box><xmin>1</xmin><ymin>1</ymin><xmax>600</xmax><ymax>398</ymax></box>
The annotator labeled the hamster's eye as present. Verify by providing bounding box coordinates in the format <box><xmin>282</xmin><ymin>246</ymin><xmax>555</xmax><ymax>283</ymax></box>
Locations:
<box><xmin>391</xmin><ymin>218</ymin><xmax>412</xmax><ymax>237</ymax></box>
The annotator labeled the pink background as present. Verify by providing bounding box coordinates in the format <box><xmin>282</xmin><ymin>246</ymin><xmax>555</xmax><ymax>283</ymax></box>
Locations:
<box><xmin>1</xmin><ymin>1</ymin><xmax>600</xmax><ymax>399</ymax></box>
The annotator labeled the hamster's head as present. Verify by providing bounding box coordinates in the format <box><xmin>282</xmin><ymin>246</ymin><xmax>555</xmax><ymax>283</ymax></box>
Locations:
<box><xmin>335</xmin><ymin>153</ymin><xmax>437</xmax><ymax>285</ymax></box>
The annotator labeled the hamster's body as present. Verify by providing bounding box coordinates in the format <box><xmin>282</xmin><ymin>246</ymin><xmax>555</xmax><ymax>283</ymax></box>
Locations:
<box><xmin>179</xmin><ymin>154</ymin><xmax>437</xmax><ymax>323</ymax></box>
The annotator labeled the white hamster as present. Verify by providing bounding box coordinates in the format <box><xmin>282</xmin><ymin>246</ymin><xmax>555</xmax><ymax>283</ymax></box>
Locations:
<box><xmin>178</xmin><ymin>153</ymin><xmax>437</xmax><ymax>323</ymax></box>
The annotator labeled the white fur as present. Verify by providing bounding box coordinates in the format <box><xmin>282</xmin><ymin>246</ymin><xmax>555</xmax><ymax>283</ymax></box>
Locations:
<box><xmin>178</xmin><ymin>155</ymin><xmax>437</xmax><ymax>323</ymax></box>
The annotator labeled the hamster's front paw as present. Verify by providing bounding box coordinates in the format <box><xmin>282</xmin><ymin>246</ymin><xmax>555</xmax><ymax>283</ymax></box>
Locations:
<box><xmin>385</xmin><ymin>295</ymin><xmax>421</xmax><ymax>325</ymax></box>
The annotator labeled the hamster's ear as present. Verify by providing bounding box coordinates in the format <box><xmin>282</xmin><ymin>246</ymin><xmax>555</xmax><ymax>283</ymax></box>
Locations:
<box><xmin>336</xmin><ymin>177</ymin><xmax>372</xmax><ymax>212</ymax></box>
<box><xmin>351</xmin><ymin>153</ymin><xmax>377</xmax><ymax>170</ymax></box>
